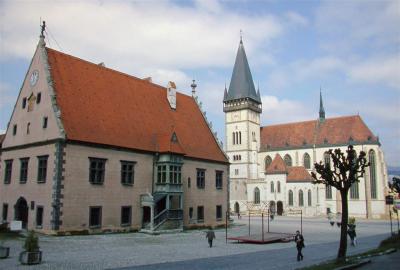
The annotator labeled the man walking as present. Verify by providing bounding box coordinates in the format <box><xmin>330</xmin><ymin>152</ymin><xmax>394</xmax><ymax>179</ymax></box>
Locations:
<box><xmin>206</xmin><ymin>227</ymin><xmax>216</xmax><ymax>248</ymax></box>
<box><xmin>294</xmin><ymin>230</ymin><xmax>305</xmax><ymax>261</ymax></box>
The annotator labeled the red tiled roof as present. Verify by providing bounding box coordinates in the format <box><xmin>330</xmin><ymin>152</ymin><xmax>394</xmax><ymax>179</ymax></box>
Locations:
<box><xmin>46</xmin><ymin>48</ymin><xmax>227</xmax><ymax>163</ymax></box>
<box><xmin>265</xmin><ymin>154</ymin><xmax>287</xmax><ymax>174</ymax></box>
<box><xmin>260</xmin><ymin>116</ymin><xmax>377</xmax><ymax>151</ymax></box>
<box><xmin>287</xmin><ymin>166</ymin><xmax>313</xmax><ymax>182</ymax></box>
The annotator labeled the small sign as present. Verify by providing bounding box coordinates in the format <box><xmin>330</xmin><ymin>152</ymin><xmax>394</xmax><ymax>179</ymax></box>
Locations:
<box><xmin>394</xmin><ymin>199</ymin><xmax>400</xmax><ymax>210</ymax></box>
<box><xmin>10</xmin><ymin>220</ymin><xmax>22</xmax><ymax>231</ymax></box>
<box><xmin>386</xmin><ymin>195</ymin><xmax>394</xmax><ymax>205</ymax></box>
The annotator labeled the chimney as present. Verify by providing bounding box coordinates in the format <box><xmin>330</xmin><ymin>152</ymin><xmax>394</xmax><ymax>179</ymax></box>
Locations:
<box><xmin>167</xmin><ymin>81</ymin><xmax>177</xmax><ymax>109</ymax></box>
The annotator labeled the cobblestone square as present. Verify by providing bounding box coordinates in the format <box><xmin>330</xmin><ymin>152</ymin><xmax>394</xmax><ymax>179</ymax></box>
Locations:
<box><xmin>0</xmin><ymin>216</ymin><xmax>393</xmax><ymax>269</ymax></box>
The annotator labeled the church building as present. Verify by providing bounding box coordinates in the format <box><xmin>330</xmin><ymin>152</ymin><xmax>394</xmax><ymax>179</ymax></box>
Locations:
<box><xmin>0</xmin><ymin>31</ymin><xmax>228</xmax><ymax>234</ymax></box>
<box><xmin>224</xmin><ymin>38</ymin><xmax>388</xmax><ymax>219</ymax></box>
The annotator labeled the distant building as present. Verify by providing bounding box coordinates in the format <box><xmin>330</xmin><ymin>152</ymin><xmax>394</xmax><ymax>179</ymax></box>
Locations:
<box><xmin>0</xmin><ymin>35</ymin><xmax>228</xmax><ymax>234</ymax></box>
<box><xmin>224</xmin><ymin>39</ymin><xmax>388</xmax><ymax>218</ymax></box>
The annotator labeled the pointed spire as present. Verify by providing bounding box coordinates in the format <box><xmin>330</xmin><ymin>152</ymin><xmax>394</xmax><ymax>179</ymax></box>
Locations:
<box><xmin>224</xmin><ymin>83</ymin><xmax>228</xmax><ymax>100</ymax></box>
<box><xmin>319</xmin><ymin>88</ymin><xmax>325</xmax><ymax>122</ymax></box>
<box><xmin>224</xmin><ymin>37</ymin><xmax>261</xmax><ymax>104</ymax></box>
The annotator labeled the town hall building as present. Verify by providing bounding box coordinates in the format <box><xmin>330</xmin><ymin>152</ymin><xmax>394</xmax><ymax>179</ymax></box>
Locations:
<box><xmin>224</xmin><ymin>38</ymin><xmax>388</xmax><ymax>219</ymax></box>
<box><xmin>0</xmin><ymin>30</ymin><xmax>229</xmax><ymax>234</ymax></box>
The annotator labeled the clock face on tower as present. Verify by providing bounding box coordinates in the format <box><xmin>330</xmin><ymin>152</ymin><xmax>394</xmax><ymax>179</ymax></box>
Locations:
<box><xmin>29</xmin><ymin>70</ymin><xmax>39</xmax><ymax>86</ymax></box>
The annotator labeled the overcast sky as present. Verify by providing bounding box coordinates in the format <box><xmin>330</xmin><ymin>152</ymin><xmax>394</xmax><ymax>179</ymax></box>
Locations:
<box><xmin>0</xmin><ymin>0</ymin><xmax>399</xmax><ymax>167</ymax></box>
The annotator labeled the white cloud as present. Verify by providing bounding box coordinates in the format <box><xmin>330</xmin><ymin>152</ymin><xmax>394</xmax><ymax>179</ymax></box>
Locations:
<box><xmin>316</xmin><ymin>0</ymin><xmax>400</xmax><ymax>54</ymax></box>
<box><xmin>285</xmin><ymin>11</ymin><xmax>309</xmax><ymax>27</ymax></box>
<box><xmin>348</xmin><ymin>56</ymin><xmax>400</xmax><ymax>90</ymax></box>
<box><xmin>0</xmin><ymin>0</ymin><xmax>282</xmax><ymax>72</ymax></box>
<box><xmin>261</xmin><ymin>95</ymin><xmax>315</xmax><ymax>125</ymax></box>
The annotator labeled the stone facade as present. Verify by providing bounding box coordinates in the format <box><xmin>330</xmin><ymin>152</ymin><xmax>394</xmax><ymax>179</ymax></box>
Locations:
<box><xmin>224</xmin><ymin>40</ymin><xmax>388</xmax><ymax>219</ymax></box>
<box><xmin>0</xmin><ymin>36</ymin><xmax>229</xmax><ymax>234</ymax></box>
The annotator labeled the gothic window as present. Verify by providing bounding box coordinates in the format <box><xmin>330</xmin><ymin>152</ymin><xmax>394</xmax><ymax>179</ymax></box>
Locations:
<box><xmin>13</xmin><ymin>124</ymin><xmax>17</xmax><ymax>135</ymax></box>
<box><xmin>232</xmin><ymin>132</ymin><xmax>235</xmax><ymax>145</ymax></box>
<box><xmin>270</xmin><ymin>181</ymin><xmax>274</xmax><ymax>193</ymax></box>
<box><xmin>239</xmin><ymin>132</ymin><xmax>242</xmax><ymax>144</ymax></box>
<box><xmin>254</xmin><ymin>187</ymin><xmax>260</xmax><ymax>204</ymax></box>
<box><xmin>299</xmin><ymin>190</ymin><xmax>304</xmax><ymax>206</ymax></box>
<box><xmin>288</xmin><ymin>190</ymin><xmax>293</xmax><ymax>206</ymax></box>
<box><xmin>26</xmin><ymin>122</ymin><xmax>30</xmax><ymax>134</ymax></box>
<box><xmin>324</xmin><ymin>152</ymin><xmax>330</xmax><ymax>169</ymax></box>
<box><xmin>369</xmin><ymin>150</ymin><xmax>377</xmax><ymax>199</ymax></box>
<box><xmin>326</xmin><ymin>184</ymin><xmax>332</xmax><ymax>199</ymax></box>
<box><xmin>265</xmin><ymin>156</ymin><xmax>272</xmax><ymax>170</ymax></box>
<box><xmin>303</xmin><ymin>153</ymin><xmax>311</xmax><ymax>169</ymax></box>
<box><xmin>284</xmin><ymin>154</ymin><xmax>292</xmax><ymax>166</ymax></box>
<box><xmin>36</xmin><ymin>92</ymin><xmax>41</xmax><ymax>104</ymax></box>
<box><xmin>277</xmin><ymin>181</ymin><xmax>281</xmax><ymax>193</ymax></box>
<box><xmin>350</xmin><ymin>181</ymin><xmax>359</xmax><ymax>199</ymax></box>
<box><xmin>308</xmin><ymin>189</ymin><xmax>312</xmax><ymax>206</ymax></box>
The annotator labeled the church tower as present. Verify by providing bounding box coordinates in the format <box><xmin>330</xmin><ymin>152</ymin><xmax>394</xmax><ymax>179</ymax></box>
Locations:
<box><xmin>223</xmin><ymin>38</ymin><xmax>262</xmax><ymax>205</ymax></box>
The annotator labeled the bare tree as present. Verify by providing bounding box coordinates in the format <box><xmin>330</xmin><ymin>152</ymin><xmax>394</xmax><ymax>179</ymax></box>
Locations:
<box><xmin>389</xmin><ymin>176</ymin><xmax>400</xmax><ymax>195</ymax></box>
<box><xmin>311</xmin><ymin>145</ymin><xmax>369</xmax><ymax>261</ymax></box>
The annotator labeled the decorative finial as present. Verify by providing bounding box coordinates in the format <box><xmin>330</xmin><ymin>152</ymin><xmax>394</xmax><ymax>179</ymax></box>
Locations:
<box><xmin>191</xmin><ymin>79</ymin><xmax>197</xmax><ymax>97</ymax></box>
<box><xmin>40</xmin><ymin>21</ymin><xmax>46</xmax><ymax>38</ymax></box>
<box><xmin>240</xmin><ymin>29</ymin><xmax>243</xmax><ymax>43</ymax></box>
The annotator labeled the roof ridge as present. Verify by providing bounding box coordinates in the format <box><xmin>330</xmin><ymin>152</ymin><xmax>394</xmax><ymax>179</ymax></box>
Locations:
<box><xmin>46</xmin><ymin>47</ymin><xmax>193</xmax><ymax>99</ymax></box>
<box><xmin>261</xmin><ymin>114</ymin><xmax>362</xmax><ymax>129</ymax></box>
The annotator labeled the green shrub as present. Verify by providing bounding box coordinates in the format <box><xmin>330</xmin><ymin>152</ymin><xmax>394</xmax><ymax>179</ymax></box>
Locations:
<box><xmin>24</xmin><ymin>231</ymin><xmax>39</xmax><ymax>252</ymax></box>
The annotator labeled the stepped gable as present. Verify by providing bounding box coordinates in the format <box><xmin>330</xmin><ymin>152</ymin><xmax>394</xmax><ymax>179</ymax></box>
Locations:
<box><xmin>265</xmin><ymin>154</ymin><xmax>287</xmax><ymax>174</ymax></box>
<box><xmin>287</xmin><ymin>167</ymin><xmax>313</xmax><ymax>182</ymax></box>
<box><xmin>260</xmin><ymin>115</ymin><xmax>377</xmax><ymax>151</ymax></box>
<box><xmin>46</xmin><ymin>48</ymin><xmax>227</xmax><ymax>163</ymax></box>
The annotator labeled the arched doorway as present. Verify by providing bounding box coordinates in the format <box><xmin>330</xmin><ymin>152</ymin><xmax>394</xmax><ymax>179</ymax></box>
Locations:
<box><xmin>234</xmin><ymin>202</ymin><xmax>240</xmax><ymax>214</ymax></box>
<box><xmin>277</xmin><ymin>201</ymin><xmax>283</xmax><ymax>216</ymax></box>
<box><xmin>269</xmin><ymin>201</ymin><xmax>276</xmax><ymax>215</ymax></box>
<box><xmin>14</xmin><ymin>197</ymin><xmax>28</xmax><ymax>228</ymax></box>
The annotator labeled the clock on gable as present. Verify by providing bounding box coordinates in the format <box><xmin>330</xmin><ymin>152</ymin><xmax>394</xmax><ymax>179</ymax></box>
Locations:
<box><xmin>29</xmin><ymin>70</ymin><xmax>39</xmax><ymax>86</ymax></box>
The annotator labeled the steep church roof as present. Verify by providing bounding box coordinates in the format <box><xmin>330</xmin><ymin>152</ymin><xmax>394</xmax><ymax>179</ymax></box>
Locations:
<box><xmin>265</xmin><ymin>154</ymin><xmax>287</xmax><ymax>174</ymax></box>
<box><xmin>224</xmin><ymin>39</ymin><xmax>261</xmax><ymax>104</ymax></box>
<box><xmin>45</xmin><ymin>48</ymin><xmax>227</xmax><ymax>163</ymax></box>
<box><xmin>260</xmin><ymin>115</ymin><xmax>378</xmax><ymax>151</ymax></box>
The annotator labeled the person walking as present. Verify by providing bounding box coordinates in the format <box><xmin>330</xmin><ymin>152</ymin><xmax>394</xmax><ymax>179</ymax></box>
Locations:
<box><xmin>348</xmin><ymin>217</ymin><xmax>357</xmax><ymax>246</ymax></box>
<box><xmin>206</xmin><ymin>227</ymin><xmax>216</xmax><ymax>248</ymax></box>
<box><xmin>294</xmin><ymin>230</ymin><xmax>305</xmax><ymax>261</ymax></box>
